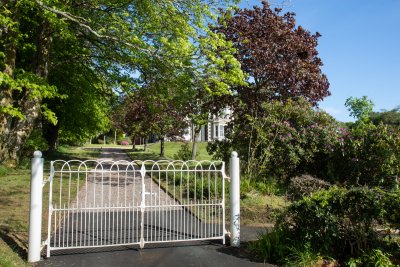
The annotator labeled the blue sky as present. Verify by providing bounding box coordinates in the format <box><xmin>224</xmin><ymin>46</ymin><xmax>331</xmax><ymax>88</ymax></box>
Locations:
<box><xmin>239</xmin><ymin>0</ymin><xmax>400</xmax><ymax>122</ymax></box>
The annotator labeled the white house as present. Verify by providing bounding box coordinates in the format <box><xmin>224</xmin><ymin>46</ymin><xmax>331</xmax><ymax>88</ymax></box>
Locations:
<box><xmin>183</xmin><ymin>108</ymin><xmax>231</xmax><ymax>142</ymax></box>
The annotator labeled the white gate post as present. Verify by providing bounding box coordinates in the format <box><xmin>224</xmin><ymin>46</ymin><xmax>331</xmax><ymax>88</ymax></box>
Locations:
<box><xmin>230</xmin><ymin>151</ymin><xmax>240</xmax><ymax>247</ymax></box>
<box><xmin>28</xmin><ymin>151</ymin><xmax>44</xmax><ymax>262</ymax></box>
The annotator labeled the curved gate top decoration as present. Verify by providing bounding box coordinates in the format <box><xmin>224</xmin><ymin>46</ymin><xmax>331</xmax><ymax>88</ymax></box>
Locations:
<box><xmin>27</xmin><ymin>152</ymin><xmax>240</xmax><ymax>262</ymax></box>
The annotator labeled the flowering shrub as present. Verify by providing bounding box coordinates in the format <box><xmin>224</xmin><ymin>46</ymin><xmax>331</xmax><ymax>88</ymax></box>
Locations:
<box><xmin>120</xmin><ymin>140</ymin><xmax>129</xmax><ymax>146</ymax></box>
<box><xmin>330</xmin><ymin>123</ymin><xmax>400</xmax><ymax>187</ymax></box>
<box><xmin>208</xmin><ymin>98</ymin><xmax>340</xmax><ymax>181</ymax></box>
<box><xmin>281</xmin><ymin>187</ymin><xmax>398</xmax><ymax>262</ymax></box>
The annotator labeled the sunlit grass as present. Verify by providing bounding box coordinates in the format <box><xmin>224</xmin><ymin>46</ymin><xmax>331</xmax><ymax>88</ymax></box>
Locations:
<box><xmin>0</xmin><ymin>146</ymin><xmax>97</xmax><ymax>266</ymax></box>
<box><xmin>146</xmin><ymin>142</ymin><xmax>212</xmax><ymax>160</ymax></box>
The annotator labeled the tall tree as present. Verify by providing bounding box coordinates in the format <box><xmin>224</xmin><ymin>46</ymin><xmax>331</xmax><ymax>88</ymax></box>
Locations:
<box><xmin>0</xmin><ymin>0</ymin><xmax>242</xmax><ymax>164</ymax></box>
<box><xmin>215</xmin><ymin>1</ymin><xmax>330</xmax><ymax>113</ymax></box>
<box><xmin>208</xmin><ymin>2</ymin><xmax>331</xmax><ymax>170</ymax></box>
<box><xmin>345</xmin><ymin>96</ymin><xmax>374</xmax><ymax>126</ymax></box>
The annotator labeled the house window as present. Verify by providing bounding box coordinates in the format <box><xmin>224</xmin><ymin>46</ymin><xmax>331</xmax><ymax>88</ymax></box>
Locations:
<box><xmin>219</xmin><ymin>125</ymin><xmax>224</xmax><ymax>138</ymax></box>
<box><xmin>214</xmin><ymin>125</ymin><xmax>219</xmax><ymax>138</ymax></box>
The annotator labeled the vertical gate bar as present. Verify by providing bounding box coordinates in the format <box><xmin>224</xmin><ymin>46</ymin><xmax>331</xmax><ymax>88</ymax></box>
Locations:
<box><xmin>87</xmin><ymin>203</ymin><xmax>93</xmax><ymax>246</ymax></box>
<box><xmin>150</xmin><ymin>173</ymin><xmax>153</xmax><ymax>242</ymax></box>
<box><xmin>211</xmin><ymin>199</ymin><xmax>214</xmax><ymax>237</ymax></box>
<box><xmin>197</xmin><ymin>200</ymin><xmax>200</xmax><ymax>239</ymax></box>
<box><xmin>120</xmin><ymin>203</ymin><xmax>123</xmax><ymax>243</ymax></box>
<box><xmin>75</xmin><ymin>168</ymin><xmax>80</xmax><ymax>247</ymax></box>
<box><xmin>191</xmin><ymin>201</ymin><xmax>194</xmax><ymax>240</ymax></box>
<box><xmin>221</xmin><ymin>162</ymin><xmax>226</xmax><ymax>245</ymax></box>
<box><xmin>128</xmin><ymin>203</ymin><xmax>131</xmax><ymax>243</ymax></box>
<box><xmin>53</xmin><ymin>205</ymin><xmax>56</xmax><ymax>250</ymax></box>
<box><xmin>79</xmin><ymin>203</ymin><xmax>82</xmax><ymax>247</ymax></box>
<box><xmin>96</xmin><ymin>204</ymin><xmax>98</xmax><ymax>246</ymax></box>
<box><xmin>165</xmin><ymin>201</ymin><xmax>172</xmax><ymax>240</ymax></box>
<box><xmin>116</xmin><ymin>202</ymin><xmax>119</xmax><ymax>244</ymax></box>
<box><xmin>139</xmin><ymin>163</ymin><xmax>146</xmax><ymax>248</ymax></box>
<box><xmin>136</xmin><ymin>206</ymin><xmax>139</xmax><ymax>243</ymax></box>
<box><xmin>47</xmin><ymin>161</ymin><xmax>54</xmax><ymax>258</ymax></box>
<box><xmin>62</xmin><ymin>203</ymin><xmax>66</xmax><ymax>247</ymax></box>
<box><xmin>83</xmin><ymin>170</ymin><xmax>87</xmax><ymax>247</ymax></box>
<box><xmin>117</xmin><ymin>204</ymin><xmax>120</xmax><ymax>244</ymax></box>
<box><xmin>112</xmin><ymin>203</ymin><xmax>115</xmax><ymax>244</ymax></box>
<box><xmin>158</xmin><ymin>171</ymin><xmax>161</xmax><ymax>242</ymax></box>
<box><xmin>71</xmin><ymin>203</ymin><xmax>75</xmax><ymax>246</ymax></box>
<box><xmin>84</xmin><ymin>201</ymin><xmax>87</xmax><ymax>246</ymax></box>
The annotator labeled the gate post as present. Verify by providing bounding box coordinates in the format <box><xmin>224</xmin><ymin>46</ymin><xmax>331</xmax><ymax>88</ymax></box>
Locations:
<box><xmin>28</xmin><ymin>151</ymin><xmax>44</xmax><ymax>262</ymax></box>
<box><xmin>230</xmin><ymin>151</ymin><xmax>240</xmax><ymax>247</ymax></box>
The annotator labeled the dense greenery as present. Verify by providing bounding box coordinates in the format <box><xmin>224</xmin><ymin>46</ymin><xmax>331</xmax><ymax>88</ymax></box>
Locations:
<box><xmin>208</xmin><ymin>98</ymin><xmax>340</xmax><ymax>180</ymax></box>
<box><xmin>370</xmin><ymin>107</ymin><xmax>400</xmax><ymax>127</ymax></box>
<box><xmin>1</xmin><ymin>1</ymin><xmax>399</xmax><ymax>266</ymax></box>
<box><xmin>0</xmin><ymin>0</ymin><xmax>244</xmax><ymax>164</ymax></box>
<box><xmin>251</xmin><ymin>187</ymin><xmax>400</xmax><ymax>265</ymax></box>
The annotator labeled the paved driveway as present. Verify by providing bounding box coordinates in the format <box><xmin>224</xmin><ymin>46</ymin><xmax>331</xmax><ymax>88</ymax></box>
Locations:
<box><xmin>38</xmin><ymin>148</ymin><xmax>272</xmax><ymax>267</ymax></box>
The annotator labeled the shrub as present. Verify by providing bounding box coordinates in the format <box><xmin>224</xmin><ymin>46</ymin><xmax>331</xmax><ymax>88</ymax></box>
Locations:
<box><xmin>253</xmin><ymin>187</ymin><xmax>400</xmax><ymax>264</ymax></box>
<box><xmin>249</xmin><ymin>229</ymin><xmax>288</xmax><ymax>264</ymax></box>
<box><xmin>22</xmin><ymin>129</ymin><xmax>48</xmax><ymax>156</ymax></box>
<box><xmin>208</xmin><ymin>98</ymin><xmax>340</xmax><ymax>181</ymax></box>
<box><xmin>381</xmin><ymin>189</ymin><xmax>400</xmax><ymax>229</ymax></box>
<box><xmin>173</xmin><ymin>143</ymin><xmax>198</xmax><ymax>161</ymax></box>
<box><xmin>288</xmin><ymin>174</ymin><xmax>331</xmax><ymax>200</ymax></box>
<box><xmin>284</xmin><ymin>243</ymin><xmax>324</xmax><ymax>267</ymax></box>
<box><xmin>330</xmin><ymin>123</ymin><xmax>400</xmax><ymax>188</ymax></box>
<box><xmin>120</xmin><ymin>140</ymin><xmax>129</xmax><ymax>146</ymax></box>
<box><xmin>277</xmin><ymin>187</ymin><xmax>384</xmax><ymax>260</ymax></box>
<box><xmin>347</xmin><ymin>249</ymin><xmax>395</xmax><ymax>267</ymax></box>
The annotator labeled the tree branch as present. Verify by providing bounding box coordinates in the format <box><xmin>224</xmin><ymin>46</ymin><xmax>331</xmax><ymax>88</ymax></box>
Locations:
<box><xmin>34</xmin><ymin>0</ymin><xmax>158</xmax><ymax>58</ymax></box>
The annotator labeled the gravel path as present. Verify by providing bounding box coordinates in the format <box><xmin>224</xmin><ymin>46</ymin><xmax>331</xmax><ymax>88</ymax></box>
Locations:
<box><xmin>50</xmin><ymin>148</ymin><xmax>209</xmax><ymax>250</ymax></box>
<box><xmin>72</xmin><ymin>147</ymin><xmax>180</xmax><ymax>208</ymax></box>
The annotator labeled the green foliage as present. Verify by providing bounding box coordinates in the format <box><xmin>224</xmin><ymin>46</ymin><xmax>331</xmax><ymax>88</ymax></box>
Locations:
<box><xmin>249</xmin><ymin>229</ymin><xmax>288</xmax><ymax>263</ymax></box>
<box><xmin>274</xmin><ymin>187</ymin><xmax>400</xmax><ymax>262</ymax></box>
<box><xmin>240</xmin><ymin>176</ymin><xmax>282</xmax><ymax>196</ymax></box>
<box><xmin>381</xmin><ymin>189</ymin><xmax>400</xmax><ymax>229</ymax></box>
<box><xmin>347</xmin><ymin>249</ymin><xmax>395</xmax><ymax>267</ymax></box>
<box><xmin>345</xmin><ymin>96</ymin><xmax>374</xmax><ymax>124</ymax></box>
<box><xmin>370</xmin><ymin>107</ymin><xmax>400</xmax><ymax>127</ymax></box>
<box><xmin>22</xmin><ymin>129</ymin><xmax>48</xmax><ymax>155</ymax></box>
<box><xmin>288</xmin><ymin>174</ymin><xmax>331</xmax><ymax>201</ymax></box>
<box><xmin>1</xmin><ymin>0</ymin><xmax>245</xmax><ymax>163</ymax></box>
<box><xmin>209</xmin><ymin>98</ymin><xmax>340</xmax><ymax>180</ymax></box>
<box><xmin>284</xmin><ymin>243</ymin><xmax>323</xmax><ymax>267</ymax></box>
<box><xmin>173</xmin><ymin>143</ymin><xmax>199</xmax><ymax>161</ymax></box>
<box><xmin>330</xmin><ymin>123</ymin><xmax>400</xmax><ymax>187</ymax></box>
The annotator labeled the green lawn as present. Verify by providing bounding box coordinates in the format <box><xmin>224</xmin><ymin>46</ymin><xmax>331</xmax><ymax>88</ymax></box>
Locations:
<box><xmin>145</xmin><ymin>141</ymin><xmax>212</xmax><ymax>161</ymax></box>
<box><xmin>0</xmin><ymin>146</ymin><xmax>101</xmax><ymax>267</ymax></box>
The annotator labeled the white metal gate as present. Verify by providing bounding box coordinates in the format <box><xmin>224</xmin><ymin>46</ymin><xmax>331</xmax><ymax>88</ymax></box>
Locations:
<box><xmin>45</xmin><ymin>159</ymin><xmax>228</xmax><ymax>257</ymax></box>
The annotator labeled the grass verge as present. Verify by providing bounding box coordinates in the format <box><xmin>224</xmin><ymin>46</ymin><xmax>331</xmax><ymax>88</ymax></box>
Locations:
<box><xmin>0</xmin><ymin>146</ymin><xmax>101</xmax><ymax>266</ymax></box>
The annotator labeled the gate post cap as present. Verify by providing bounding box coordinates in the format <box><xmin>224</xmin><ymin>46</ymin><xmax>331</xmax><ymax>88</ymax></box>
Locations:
<box><xmin>231</xmin><ymin>151</ymin><xmax>238</xmax><ymax>158</ymax></box>
<box><xmin>33</xmin><ymin>151</ymin><xmax>42</xmax><ymax>158</ymax></box>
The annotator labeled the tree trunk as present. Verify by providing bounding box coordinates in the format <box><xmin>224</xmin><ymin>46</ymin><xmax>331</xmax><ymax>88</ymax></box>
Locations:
<box><xmin>0</xmin><ymin>32</ymin><xmax>16</xmax><ymax>136</ymax></box>
<box><xmin>191</xmin><ymin>126</ymin><xmax>201</xmax><ymax>160</ymax></box>
<box><xmin>43</xmin><ymin>122</ymin><xmax>59</xmax><ymax>151</ymax></box>
<box><xmin>160</xmin><ymin>137</ymin><xmax>165</xmax><ymax>157</ymax></box>
<box><xmin>131</xmin><ymin>136</ymin><xmax>136</xmax><ymax>150</ymax></box>
<box><xmin>143</xmin><ymin>138</ymin><xmax>147</xmax><ymax>151</ymax></box>
<box><xmin>0</xmin><ymin>20</ymin><xmax>52</xmax><ymax>165</ymax></box>
<box><xmin>0</xmin><ymin>5</ymin><xmax>18</xmax><ymax>164</ymax></box>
